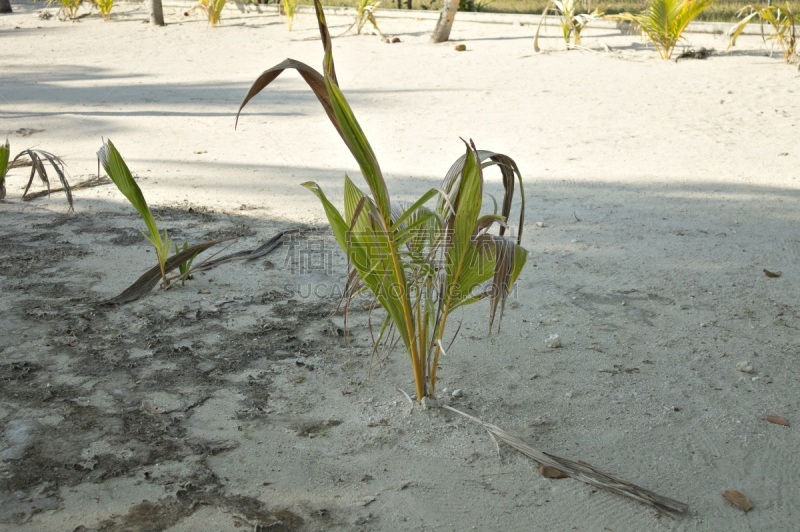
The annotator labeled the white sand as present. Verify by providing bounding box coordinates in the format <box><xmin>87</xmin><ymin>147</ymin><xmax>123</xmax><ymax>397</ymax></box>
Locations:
<box><xmin>1</xmin><ymin>2</ymin><xmax>799</xmax><ymax>530</ymax></box>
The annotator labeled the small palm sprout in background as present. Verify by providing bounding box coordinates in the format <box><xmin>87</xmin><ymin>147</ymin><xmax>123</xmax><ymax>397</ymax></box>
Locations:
<box><xmin>187</xmin><ymin>0</ymin><xmax>227</xmax><ymax>25</ymax></box>
<box><xmin>608</xmin><ymin>0</ymin><xmax>715</xmax><ymax>59</ymax></box>
<box><xmin>0</xmin><ymin>140</ymin><xmax>74</xmax><ymax>209</ymax></box>
<box><xmin>281</xmin><ymin>0</ymin><xmax>298</xmax><ymax>30</ymax></box>
<box><xmin>351</xmin><ymin>0</ymin><xmax>384</xmax><ymax>36</ymax></box>
<box><xmin>49</xmin><ymin>0</ymin><xmax>83</xmax><ymax>19</ymax></box>
<box><xmin>237</xmin><ymin>0</ymin><xmax>528</xmax><ymax>402</ymax></box>
<box><xmin>95</xmin><ymin>0</ymin><xmax>114</xmax><ymax>20</ymax></box>
<box><xmin>728</xmin><ymin>3</ymin><xmax>797</xmax><ymax>64</ymax></box>
<box><xmin>534</xmin><ymin>0</ymin><xmax>603</xmax><ymax>50</ymax></box>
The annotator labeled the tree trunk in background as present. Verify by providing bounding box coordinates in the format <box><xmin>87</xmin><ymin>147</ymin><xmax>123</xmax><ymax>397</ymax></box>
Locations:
<box><xmin>0</xmin><ymin>0</ymin><xmax>13</xmax><ymax>14</ymax></box>
<box><xmin>150</xmin><ymin>0</ymin><xmax>165</xmax><ymax>26</ymax></box>
<box><xmin>430</xmin><ymin>0</ymin><xmax>459</xmax><ymax>43</ymax></box>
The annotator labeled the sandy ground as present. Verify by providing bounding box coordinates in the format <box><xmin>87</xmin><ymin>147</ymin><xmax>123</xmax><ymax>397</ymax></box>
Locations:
<box><xmin>1</xmin><ymin>1</ymin><xmax>799</xmax><ymax>530</ymax></box>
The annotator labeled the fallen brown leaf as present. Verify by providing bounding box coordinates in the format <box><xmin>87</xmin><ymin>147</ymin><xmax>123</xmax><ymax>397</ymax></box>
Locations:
<box><xmin>763</xmin><ymin>269</ymin><xmax>782</xmax><ymax>278</ymax></box>
<box><xmin>538</xmin><ymin>464</ymin><xmax>568</xmax><ymax>479</ymax></box>
<box><xmin>765</xmin><ymin>414</ymin><xmax>790</xmax><ymax>427</ymax></box>
<box><xmin>723</xmin><ymin>489</ymin><xmax>753</xmax><ymax>512</ymax></box>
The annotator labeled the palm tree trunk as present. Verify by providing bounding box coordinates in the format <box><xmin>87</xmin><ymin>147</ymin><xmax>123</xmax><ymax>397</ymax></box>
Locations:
<box><xmin>150</xmin><ymin>0</ymin><xmax>165</xmax><ymax>26</ymax></box>
<box><xmin>430</xmin><ymin>0</ymin><xmax>459</xmax><ymax>43</ymax></box>
<box><xmin>0</xmin><ymin>0</ymin><xmax>13</xmax><ymax>14</ymax></box>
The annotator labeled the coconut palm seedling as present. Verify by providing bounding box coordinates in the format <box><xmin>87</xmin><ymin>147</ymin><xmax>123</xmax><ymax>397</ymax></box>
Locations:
<box><xmin>236</xmin><ymin>0</ymin><xmax>528</xmax><ymax>402</ymax></box>
<box><xmin>534</xmin><ymin>0</ymin><xmax>603</xmax><ymax>51</ymax></box>
<box><xmin>728</xmin><ymin>3</ymin><xmax>797</xmax><ymax>64</ymax></box>
<box><xmin>608</xmin><ymin>0</ymin><xmax>715</xmax><ymax>59</ymax></box>
<box><xmin>95</xmin><ymin>0</ymin><xmax>114</xmax><ymax>20</ymax></box>
<box><xmin>98</xmin><ymin>140</ymin><xmax>173</xmax><ymax>286</ymax></box>
<box><xmin>355</xmin><ymin>0</ymin><xmax>383</xmax><ymax>36</ymax></box>
<box><xmin>1</xmin><ymin>141</ymin><xmax>74</xmax><ymax>209</ymax></box>
<box><xmin>189</xmin><ymin>0</ymin><xmax>226</xmax><ymax>25</ymax></box>
<box><xmin>281</xmin><ymin>0</ymin><xmax>298</xmax><ymax>30</ymax></box>
<box><xmin>48</xmin><ymin>0</ymin><xmax>83</xmax><ymax>19</ymax></box>
<box><xmin>97</xmin><ymin>139</ymin><xmax>219</xmax><ymax>291</ymax></box>
<box><xmin>340</xmin><ymin>0</ymin><xmax>384</xmax><ymax>37</ymax></box>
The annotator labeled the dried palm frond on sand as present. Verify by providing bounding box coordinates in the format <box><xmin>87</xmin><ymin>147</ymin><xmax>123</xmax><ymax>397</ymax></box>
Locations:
<box><xmin>1</xmin><ymin>143</ymin><xmax>73</xmax><ymax>209</ymax></box>
<box><xmin>443</xmin><ymin>404</ymin><xmax>689</xmax><ymax>518</ymax></box>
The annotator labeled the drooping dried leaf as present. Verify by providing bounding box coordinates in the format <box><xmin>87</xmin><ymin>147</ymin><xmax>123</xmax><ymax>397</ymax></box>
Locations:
<box><xmin>539</xmin><ymin>465</ymin><xmax>568</xmax><ymax>479</ymax></box>
<box><xmin>763</xmin><ymin>269</ymin><xmax>782</xmax><ymax>278</ymax></box>
<box><xmin>440</xmin><ymin>149</ymin><xmax>525</xmax><ymax>244</ymax></box>
<box><xmin>765</xmin><ymin>414</ymin><xmax>790</xmax><ymax>427</ymax></box>
<box><xmin>235</xmin><ymin>59</ymin><xmax>337</xmax><ymax>135</ymax></box>
<box><xmin>723</xmin><ymin>489</ymin><xmax>753</xmax><ymax>512</ymax></box>
<box><xmin>10</xmin><ymin>148</ymin><xmax>73</xmax><ymax>210</ymax></box>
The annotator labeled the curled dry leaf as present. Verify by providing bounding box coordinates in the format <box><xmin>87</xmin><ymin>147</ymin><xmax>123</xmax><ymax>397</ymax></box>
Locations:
<box><xmin>763</xmin><ymin>269</ymin><xmax>782</xmax><ymax>278</ymax></box>
<box><xmin>765</xmin><ymin>414</ymin><xmax>790</xmax><ymax>427</ymax></box>
<box><xmin>538</xmin><ymin>464</ymin><xmax>568</xmax><ymax>479</ymax></box>
<box><xmin>723</xmin><ymin>489</ymin><xmax>753</xmax><ymax>512</ymax></box>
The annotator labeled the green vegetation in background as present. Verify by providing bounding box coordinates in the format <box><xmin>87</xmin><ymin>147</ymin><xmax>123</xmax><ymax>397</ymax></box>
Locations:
<box><xmin>95</xmin><ymin>0</ymin><xmax>113</xmax><ymax>19</ymax></box>
<box><xmin>534</xmin><ymin>0</ymin><xmax>604</xmax><ymax>49</ymax></box>
<box><xmin>609</xmin><ymin>0</ymin><xmax>715</xmax><ymax>58</ymax></box>
<box><xmin>48</xmin><ymin>0</ymin><xmax>83</xmax><ymax>18</ymax></box>
<box><xmin>728</xmin><ymin>3</ymin><xmax>798</xmax><ymax>62</ymax></box>
<box><xmin>289</xmin><ymin>0</ymin><xmax>798</xmax><ymax>22</ymax></box>
<box><xmin>282</xmin><ymin>0</ymin><xmax>298</xmax><ymax>29</ymax></box>
<box><xmin>194</xmin><ymin>0</ymin><xmax>227</xmax><ymax>24</ymax></box>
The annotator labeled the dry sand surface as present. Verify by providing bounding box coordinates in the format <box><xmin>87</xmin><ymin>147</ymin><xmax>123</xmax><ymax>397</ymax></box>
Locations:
<box><xmin>1</xmin><ymin>1</ymin><xmax>799</xmax><ymax>530</ymax></box>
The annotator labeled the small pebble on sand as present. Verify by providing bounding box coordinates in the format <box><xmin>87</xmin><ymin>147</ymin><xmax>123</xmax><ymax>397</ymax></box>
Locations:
<box><xmin>546</xmin><ymin>334</ymin><xmax>562</xmax><ymax>348</ymax></box>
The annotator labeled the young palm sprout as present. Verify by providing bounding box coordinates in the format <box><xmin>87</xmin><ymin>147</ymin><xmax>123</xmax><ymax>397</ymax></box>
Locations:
<box><xmin>98</xmin><ymin>139</ymin><xmax>173</xmax><ymax>286</ymax></box>
<box><xmin>609</xmin><ymin>0</ymin><xmax>716</xmax><ymax>59</ymax></box>
<box><xmin>236</xmin><ymin>0</ymin><xmax>528</xmax><ymax>401</ymax></box>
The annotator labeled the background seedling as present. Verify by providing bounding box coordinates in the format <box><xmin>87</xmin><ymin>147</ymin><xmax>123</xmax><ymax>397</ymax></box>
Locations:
<box><xmin>728</xmin><ymin>3</ymin><xmax>798</xmax><ymax>63</ymax></box>
<box><xmin>608</xmin><ymin>0</ymin><xmax>716</xmax><ymax>59</ymax></box>
<box><xmin>1</xmin><ymin>140</ymin><xmax>73</xmax><ymax>209</ymax></box>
